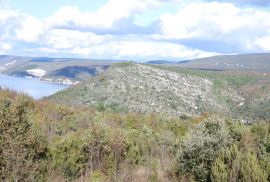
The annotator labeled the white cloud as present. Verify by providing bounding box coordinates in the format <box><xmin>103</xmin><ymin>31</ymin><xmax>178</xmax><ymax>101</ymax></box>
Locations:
<box><xmin>255</xmin><ymin>33</ymin><xmax>270</xmax><ymax>51</ymax></box>
<box><xmin>0</xmin><ymin>8</ymin><xmax>45</xmax><ymax>43</ymax></box>
<box><xmin>0</xmin><ymin>9</ymin><xmax>18</xmax><ymax>23</ymax></box>
<box><xmin>209</xmin><ymin>0</ymin><xmax>270</xmax><ymax>6</ymax></box>
<box><xmin>46</xmin><ymin>0</ymin><xmax>163</xmax><ymax>29</ymax></box>
<box><xmin>0</xmin><ymin>43</ymin><xmax>12</xmax><ymax>53</ymax></box>
<box><xmin>71</xmin><ymin>40</ymin><xmax>218</xmax><ymax>60</ymax></box>
<box><xmin>15</xmin><ymin>16</ymin><xmax>44</xmax><ymax>42</ymax></box>
<box><xmin>44</xmin><ymin>29</ymin><xmax>108</xmax><ymax>49</ymax></box>
<box><xmin>37</xmin><ymin>47</ymin><xmax>58</xmax><ymax>54</ymax></box>
<box><xmin>0</xmin><ymin>9</ymin><xmax>20</xmax><ymax>42</ymax></box>
<box><xmin>0</xmin><ymin>0</ymin><xmax>270</xmax><ymax>60</ymax></box>
<box><xmin>159</xmin><ymin>2</ymin><xmax>270</xmax><ymax>40</ymax></box>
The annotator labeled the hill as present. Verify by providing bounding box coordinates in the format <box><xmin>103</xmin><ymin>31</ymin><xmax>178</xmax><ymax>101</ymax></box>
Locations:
<box><xmin>0</xmin><ymin>55</ymin><xmax>120</xmax><ymax>84</ymax></box>
<box><xmin>2</xmin><ymin>53</ymin><xmax>270</xmax><ymax>85</ymax></box>
<box><xmin>177</xmin><ymin>53</ymin><xmax>270</xmax><ymax>71</ymax></box>
<box><xmin>47</xmin><ymin>63</ymin><xmax>232</xmax><ymax>116</ymax></box>
<box><xmin>2</xmin><ymin>89</ymin><xmax>270</xmax><ymax>181</ymax></box>
<box><xmin>145</xmin><ymin>60</ymin><xmax>174</xmax><ymax>65</ymax></box>
<box><xmin>48</xmin><ymin>63</ymin><xmax>270</xmax><ymax>120</ymax></box>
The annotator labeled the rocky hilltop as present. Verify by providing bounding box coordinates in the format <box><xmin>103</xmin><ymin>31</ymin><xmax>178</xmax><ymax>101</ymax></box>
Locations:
<box><xmin>48</xmin><ymin>63</ymin><xmax>228</xmax><ymax>116</ymax></box>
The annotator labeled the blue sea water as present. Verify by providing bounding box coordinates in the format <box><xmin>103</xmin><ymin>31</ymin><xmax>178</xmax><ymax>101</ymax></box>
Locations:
<box><xmin>0</xmin><ymin>74</ymin><xmax>68</xmax><ymax>99</ymax></box>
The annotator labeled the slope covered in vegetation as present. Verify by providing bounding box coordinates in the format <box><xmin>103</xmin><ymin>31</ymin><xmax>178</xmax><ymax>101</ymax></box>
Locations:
<box><xmin>155</xmin><ymin>65</ymin><xmax>270</xmax><ymax>121</ymax></box>
<box><xmin>48</xmin><ymin>63</ymin><xmax>270</xmax><ymax>121</ymax></box>
<box><xmin>48</xmin><ymin>63</ymin><xmax>225</xmax><ymax>116</ymax></box>
<box><xmin>1</xmin><ymin>89</ymin><xmax>270</xmax><ymax>181</ymax></box>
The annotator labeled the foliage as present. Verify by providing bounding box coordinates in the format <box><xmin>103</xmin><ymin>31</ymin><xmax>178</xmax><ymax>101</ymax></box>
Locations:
<box><xmin>211</xmin><ymin>145</ymin><xmax>267</xmax><ymax>182</ymax></box>
<box><xmin>175</xmin><ymin>116</ymin><xmax>232</xmax><ymax>181</ymax></box>
<box><xmin>0</xmin><ymin>89</ymin><xmax>269</xmax><ymax>181</ymax></box>
<box><xmin>0</xmin><ymin>91</ymin><xmax>47</xmax><ymax>181</ymax></box>
<box><xmin>49</xmin><ymin>133</ymin><xmax>86</xmax><ymax>179</ymax></box>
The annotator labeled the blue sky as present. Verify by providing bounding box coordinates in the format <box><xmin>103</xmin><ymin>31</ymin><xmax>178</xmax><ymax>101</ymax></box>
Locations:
<box><xmin>0</xmin><ymin>0</ymin><xmax>270</xmax><ymax>60</ymax></box>
<box><xmin>8</xmin><ymin>0</ymin><xmax>107</xmax><ymax>18</ymax></box>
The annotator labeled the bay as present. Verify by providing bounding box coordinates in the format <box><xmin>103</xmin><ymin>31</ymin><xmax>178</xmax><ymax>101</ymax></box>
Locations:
<box><xmin>0</xmin><ymin>74</ymin><xmax>68</xmax><ymax>99</ymax></box>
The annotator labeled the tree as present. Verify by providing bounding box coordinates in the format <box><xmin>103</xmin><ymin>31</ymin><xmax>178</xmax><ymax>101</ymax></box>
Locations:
<box><xmin>0</xmin><ymin>94</ymin><xmax>47</xmax><ymax>181</ymax></box>
<box><xmin>175</xmin><ymin>116</ymin><xmax>231</xmax><ymax>181</ymax></box>
<box><xmin>49</xmin><ymin>133</ymin><xmax>86</xmax><ymax>179</ymax></box>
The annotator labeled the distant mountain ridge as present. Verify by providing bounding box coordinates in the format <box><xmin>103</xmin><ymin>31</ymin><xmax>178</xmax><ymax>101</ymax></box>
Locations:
<box><xmin>0</xmin><ymin>55</ymin><xmax>121</xmax><ymax>85</ymax></box>
<box><xmin>145</xmin><ymin>53</ymin><xmax>270</xmax><ymax>71</ymax></box>
<box><xmin>177</xmin><ymin>53</ymin><xmax>270</xmax><ymax>71</ymax></box>
<box><xmin>145</xmin><ymin>60</ymin><xmax>175</xmax><ymax>65</ymax></box>
<box><xmin>1</xmin><ymin>53</ymin><xmax>270</xmax><ymax>85</ymax></box>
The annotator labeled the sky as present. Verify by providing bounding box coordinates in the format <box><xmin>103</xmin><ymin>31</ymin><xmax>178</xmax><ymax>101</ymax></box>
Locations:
<box><xmin>0</xmin><ymin>0</ymin><xmax>270</xmax><ymax>61</ymax></box>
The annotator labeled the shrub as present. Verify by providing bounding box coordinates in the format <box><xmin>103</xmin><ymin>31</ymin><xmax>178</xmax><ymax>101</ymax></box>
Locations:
<box><xmin>88</xmin><ymin>170</ymin><xmax>106</xmax><ymax>182</ymax></box>
<box><xmin>175</xmin><ymin>116</ymin><xmax>231</xmax><ymax>181</ymax></box>
<box><xmin>82</xmin><ymin>123</ymin><xmax>127</xmax><ymax>178</ymax></box>
<box><xmin>211</xmin><ymin>144</ymin><xmax>267</xmax><ymax>182</ymax></box>
<box><xmin>0</xmin><ymin>94</ymin><xmax>47</xmax><ymax>181</ymax></box>
<box><xmin>49</xmin><ymin>134</ymin><xmax>86</xmax><ymax>179</ymax></box>
<box><xmin>250</xmin><ymin>122</ymin><xmax>270</xmax><ymax>180</ymax></box>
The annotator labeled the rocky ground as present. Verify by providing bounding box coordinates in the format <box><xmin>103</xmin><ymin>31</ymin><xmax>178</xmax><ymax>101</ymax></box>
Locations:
<box><xmin>48</xmin><ymin>63</ymin><xmax>231</xmax><ymax>116</ymax></box>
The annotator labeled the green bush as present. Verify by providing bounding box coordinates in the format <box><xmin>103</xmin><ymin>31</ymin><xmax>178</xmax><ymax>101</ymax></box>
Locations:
<box><xmin>1</xmin><ymin>89</ymin><xmax>269</xmax><ymax>181</ymax></box>
<box><xmin>250</xmin><ymin>122</ymin><xmax>270</xmax><ymax>180</ymax></box>
<box><xmin>0</xmin><ymin>94</ymin><xmax>47</xmax><ymax>181</ymax></box>
<box><xmin>211</xmin><ymin>144</ymin><xmax>267</xmax><ymax>182</ymax></box>
<box><xmin>49</xmin><ymin>134</ymin><xmax>86</xmax><ymax>179</ymax></box>
<box><xmin>175</xmin><ymin>116</ymin><xmax>232</xmax><ymax>181</ymax></box>
<box><xmin>83</xmin><ymin>123</ymin><xmax>127</xmax><ymax>177</ymax></box>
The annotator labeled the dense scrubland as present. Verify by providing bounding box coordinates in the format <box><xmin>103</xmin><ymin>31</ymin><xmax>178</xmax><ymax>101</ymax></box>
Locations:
<box><xmin>1</xmin><ymin>89</ymin><xmax>270</xmax><ymax>182</ymax></box>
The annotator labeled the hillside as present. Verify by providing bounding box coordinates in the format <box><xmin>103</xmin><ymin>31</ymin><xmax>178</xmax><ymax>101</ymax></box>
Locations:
<box><xmin>177</xmin><ymin>53</ymin><xmax>270</xmax><ymax>71</ymax></box>
<box><xmin>48</xmin><ymin>63</ymin><xmax>270</xmax><ymax>120</ymax></box>
<box><xmin>2</xmin><ymin>53</ymin><xmax>270</xmax><ymax>85</ymax></box>
<box><xmin>0</xmin><ymin>55</ymin><xmax>118</xmax><ymax>84</ymax></box>
<box><xmin>2</xmin><ymin>89</ymin><xmax>270</xmax><ymax>181</ymax></box>
<box><xmin>48</xmin><ymin>63</ymin><xmax>236</xmax><ymax>116</ymax></box>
